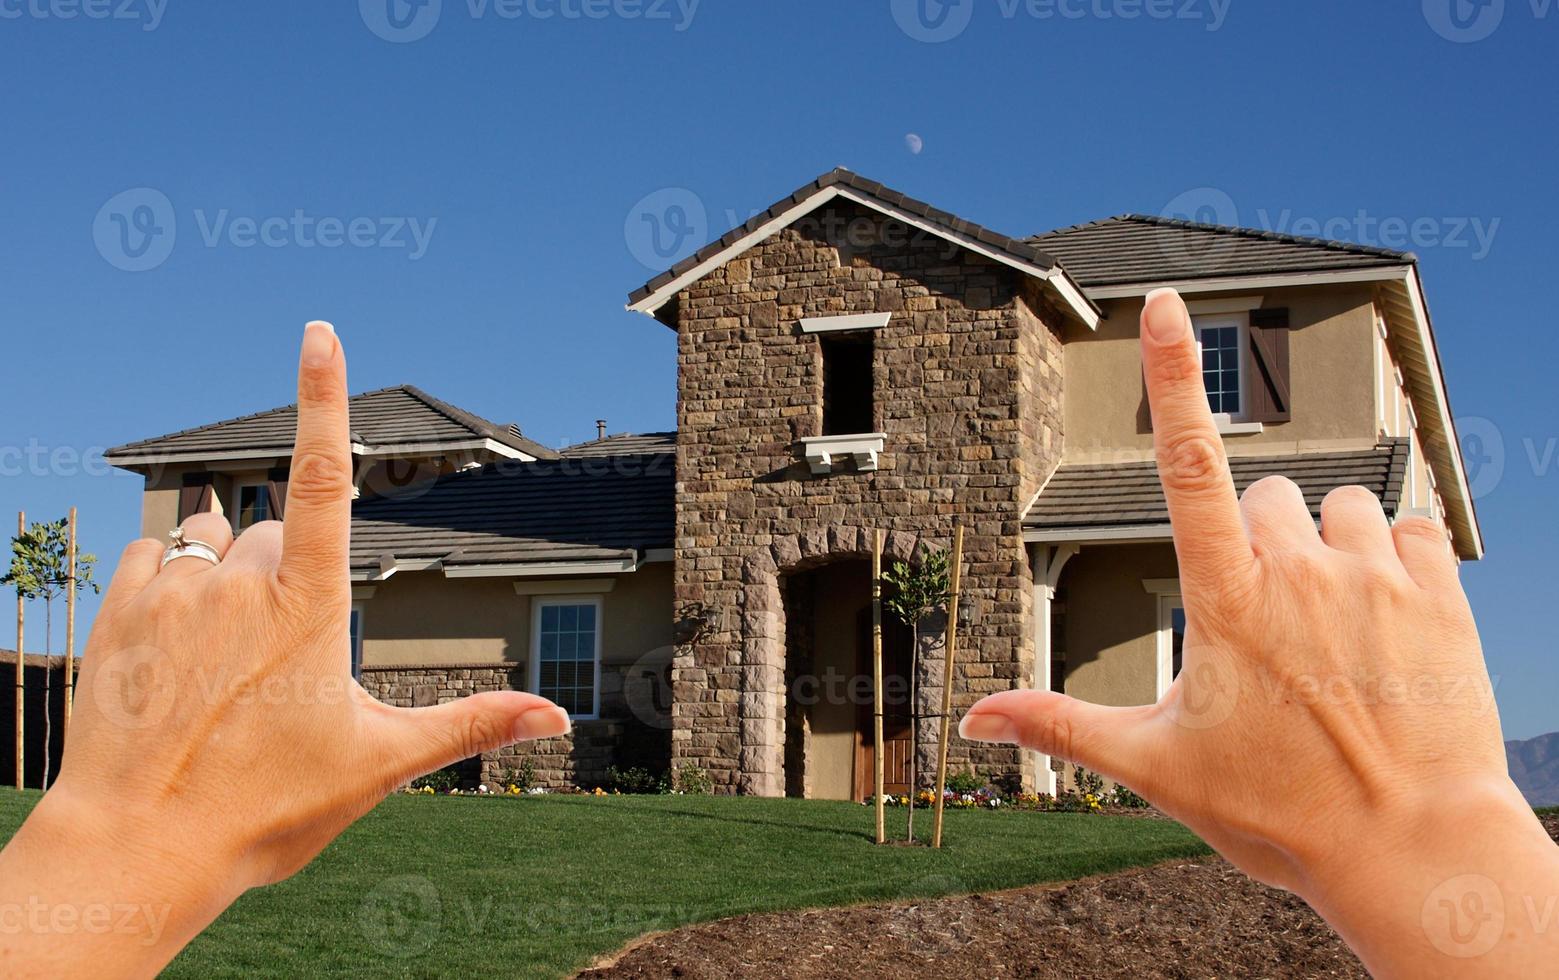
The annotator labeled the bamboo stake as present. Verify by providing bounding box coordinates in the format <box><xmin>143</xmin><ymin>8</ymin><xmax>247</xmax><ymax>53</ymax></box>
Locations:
<box><xmin>931</xmin><ymin>523</ymin><xmax>964</xmax><ymax>849</ymax></box>
<box><xmin>64</xmin><ymin>507</ymin><xmax>76</xmax><ymax>734</ymax></box>
<box><xmin>14</xmin><ymin>511</ymin><xmax>24</xmax><ymax>791</ymax></box>
<box><xmin>871</xmin><ymin>528</ymin><xmax>885</xmax><ymax>845</ymax></box>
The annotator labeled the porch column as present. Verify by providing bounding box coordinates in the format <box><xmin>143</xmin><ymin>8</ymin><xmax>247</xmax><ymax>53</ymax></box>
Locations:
<box><xmin>1029</xmin><ymin>542</ymin><xmax>1077</xmax><ymax>796</ymax></box>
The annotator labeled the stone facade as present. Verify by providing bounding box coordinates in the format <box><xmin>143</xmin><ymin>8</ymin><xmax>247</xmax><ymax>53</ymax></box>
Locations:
<box><xmin>670</xmin><ymin>201</ymin><xmax>1066</xmax><ymax>795</ymax></box>
<box><xmin>359</xmin><ymin>663</ymin><xmax>667</xmax><ymax>789</ymax></box>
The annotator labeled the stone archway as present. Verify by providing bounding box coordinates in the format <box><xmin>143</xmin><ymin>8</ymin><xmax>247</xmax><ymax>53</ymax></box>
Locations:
<box><xmin>736</xmin><ymin>525</ymin><xmax>929</xmax><ymax>796</ymax></box>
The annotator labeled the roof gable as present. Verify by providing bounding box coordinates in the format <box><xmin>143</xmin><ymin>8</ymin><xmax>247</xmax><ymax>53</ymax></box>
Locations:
<box><xmin>626</xmin><ymin>168</ymin><xmax>1099</xmax><ymax>330</ymax></box>
<box><xmin>1028</xmin><ymin>214</ymin><xmax>1414</xmax><ymax>288</ymax></box>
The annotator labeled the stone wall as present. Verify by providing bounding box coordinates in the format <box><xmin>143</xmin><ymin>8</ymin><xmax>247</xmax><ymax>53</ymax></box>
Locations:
<box><xmin>670</xmin><ymin>201</ymin><xmax>1065</xmax><ymax>795</ymax></box>
<box><xmin>359</xmin><ymin>662</ymin><xmax>669</xmax><ymax>790</ymax></box>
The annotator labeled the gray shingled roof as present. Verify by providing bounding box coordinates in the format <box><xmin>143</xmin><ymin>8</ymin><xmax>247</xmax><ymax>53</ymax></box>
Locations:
<box><xmin>1028</xmin><ymin>215</ymin><xmax>1414</xmax><ymax>288</ymax></box>
<box><xmin>560</xmin><ymin>431</ymin><xmax>676</xmax><ymax>458</ymax></box>
<box><xmin>106</xmin><ymin>385</ymin><xmax>558</xmax><ymax>462</ymax></box>
<box><xmin>349</xmin><ymin>452</ymin><xmax>674</xmax><ymax>573</ymax></box>
<box><xmin>1026</xmin><ymin>441</ymin><xmax>1410</xmax><ymax>534</ymax></box>
<box><xmin>627</xmin><ymin>168</ymin><xmax>1100</xmax><ymax>319</ymax></box>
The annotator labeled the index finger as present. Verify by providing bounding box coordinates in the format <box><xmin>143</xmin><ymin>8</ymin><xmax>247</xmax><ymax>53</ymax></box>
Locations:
<box><xmin>279</xmin><ymin>321</ymin><xmax>353</xmax><ymax>598</ymax></box>
<box><xmin>1140</xmin><ymin>288</ymin><xmax>1255</xmax><ymax>601</ymax></box>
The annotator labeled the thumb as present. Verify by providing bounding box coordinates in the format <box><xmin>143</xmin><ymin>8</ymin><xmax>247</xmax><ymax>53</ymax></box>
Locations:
<box><xmin>960</xmin><ymin>689</ymin><xmax>1159</xmax><ymax>792</ymax></box>
<box><xmin>371</xmin><ymin>691</ymin><xmax>570</xmax><ymax>789</ymax></box>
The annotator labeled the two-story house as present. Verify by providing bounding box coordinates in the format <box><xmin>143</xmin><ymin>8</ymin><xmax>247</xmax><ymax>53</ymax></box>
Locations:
<box><xmin>107</xmin><ymin>169</ymin><xmax>1480</xmax><ymax>798</ymax></box>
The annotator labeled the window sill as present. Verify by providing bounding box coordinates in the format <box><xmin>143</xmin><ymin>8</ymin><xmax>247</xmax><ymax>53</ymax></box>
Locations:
<box><xmin>798</xmin><ymin>433</ymin><xmax>885</xmax><ymax>474</ymax></box>
<box><xmin>1213</xmin><ymin>418</ymin><xmax>1264</xmax><ymax>436</ymax></box>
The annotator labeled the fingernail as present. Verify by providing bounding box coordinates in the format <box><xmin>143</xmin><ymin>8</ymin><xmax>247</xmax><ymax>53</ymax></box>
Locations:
<box><xmin>959</xmin><ymin>712</ymin><xmax>1019</xmax><ymax>744</ymax></box>
<box><xmin>1143</xmin><ymin>288</ymin><xmax>1188</xmax><ymax>343</ymax></box>
<box><xmin>302</xmin><ymin>322</ymin><xmax>335</xmax><ymax>366</ymax></box>
<box><xmin>515</xmin><ymin>705</ymin><xmax>570</xmax><ymax>742</ymax></box>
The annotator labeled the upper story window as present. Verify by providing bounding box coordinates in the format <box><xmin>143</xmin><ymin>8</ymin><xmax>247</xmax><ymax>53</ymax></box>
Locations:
<box><xmin>821</xmin><ymin>333</ymin><xmax>874</xmax><ymax>436</ymax></box>
<box><xmin>1194</xmin><ymin>313</ymin><xmax>1249</xmax><ymax>420</ymax></box>
<box><xmin>235</xmin><ymin>483</ymin><xmax>271</xmax><ymax>530</ymax></box>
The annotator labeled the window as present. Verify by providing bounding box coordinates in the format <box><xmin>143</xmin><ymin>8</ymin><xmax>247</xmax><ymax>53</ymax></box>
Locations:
<box><xmin>821</xmin><ymin>333</ymin><xmax>874</xmax><ymax>436</ymax></box>
<box><xmin>349</xmin><ymin>605</ymin><xmax>364</xmax><ymax>680</ymax></box>
<box><xmin>532</xmin><ymin>598</ymin><xmax>601</xmax><ymax>719</ymax></box>
<box><xmin>1156</xmin><ymin>596</ymin><xmax>1186</xmax><ymax>700</ymax></box>
<box><xmin>1194</xmin><ymin>314</ymin><xmax>1249</xmax><ymax>419</ymax></box>
<box><xmin>235</xmin><ymin>483</ymin><xmax>271</xmax><ymax>530</ymax></box>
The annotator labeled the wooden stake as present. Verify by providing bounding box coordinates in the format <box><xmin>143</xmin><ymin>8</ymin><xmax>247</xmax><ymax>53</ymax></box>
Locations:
<box><xmin>64</xmin><ymin>507</ymin><xmax>76</xmax><ymax>734</ymax></box>
<box><xmin>931</xmin><ymin>523</ymin><xmax>964</xmax><ymax>849</ymax></box>
<box><xmin>871</xmin><ymin>528</ymin><xmax>885</xmax><ymax>845</ymax></box>
<box><xmin>14</xmin><ymin>511</ymin><xmax>24</xmax><ymax>791</ymax></box>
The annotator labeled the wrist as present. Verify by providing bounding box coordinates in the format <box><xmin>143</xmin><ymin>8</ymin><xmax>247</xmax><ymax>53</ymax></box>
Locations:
<box><xmin>1</xmin><ymin>783</ymin><xmax>246</xmax><ymax>975</ymax></box>
<box><xmin>1296</xmin><ymin>774</ymin><xmax>1559</xmax><ymax>976</ymax></box>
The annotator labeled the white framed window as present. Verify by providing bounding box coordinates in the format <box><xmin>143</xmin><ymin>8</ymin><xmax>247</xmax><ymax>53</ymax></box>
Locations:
<box><xmin>234</xmin><ymin>483</ymin><xmax>271</xmax><ymax>531</ymax></box>
<box><xmin>531</xmin><ymin>596</ymin><xmax>602</xmax><ymax>720</ymax></box>
<box><xmin>349</xmin><ymin>604</ymin><xmax>364</xmax><ymax>680</ymax></box>
<box><xmin>1193</xmin><ymin>313</ymin><xmax>1250</xmax><ymax>422</ymax></box>
<box><xmin>1155</xmin><ymin>595</ymin><xmax>1186</xmax><ymax>701</ymax></box>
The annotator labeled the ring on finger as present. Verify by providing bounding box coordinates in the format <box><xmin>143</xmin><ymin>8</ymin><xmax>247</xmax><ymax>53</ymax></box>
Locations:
<box><xmin>161</xmin><ymin>527</ymin><xmax>224</xmax><ymax>569</ymax></box>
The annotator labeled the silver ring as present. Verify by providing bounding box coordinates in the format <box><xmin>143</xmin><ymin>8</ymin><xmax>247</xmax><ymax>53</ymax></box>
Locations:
<box><xmin>162</xmin><ymin>527</ymin><xmax>223</xmax><ymax>569</ymax></box>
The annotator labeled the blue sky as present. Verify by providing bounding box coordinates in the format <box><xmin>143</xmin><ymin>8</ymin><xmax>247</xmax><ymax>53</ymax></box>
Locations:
<box><xmin>1</xmin><ymin>1</ymin><xmax>1555</xmax><ymax>739</ymax></box>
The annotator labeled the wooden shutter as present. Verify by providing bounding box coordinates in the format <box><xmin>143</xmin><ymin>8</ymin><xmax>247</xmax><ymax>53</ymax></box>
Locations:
<box><xmin>266</xmin><ymin>467</ymin><xmax>289</xmax><ymax>520</ymax></box>
<box><xmin>177</xmin><ymin>473</ymin><xmax>215</xmax><ymax>522</ymax></box>
<box><xmin>1248</xmin><ymin>308</ymin><xmax>1291</xmax><ymax>423</ymax></box>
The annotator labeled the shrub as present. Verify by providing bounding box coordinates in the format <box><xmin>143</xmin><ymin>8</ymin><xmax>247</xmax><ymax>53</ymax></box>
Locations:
<box><xmin>945</xmin><ymin>769</ymin><xmax>987</xmax><ymax>795</ymax></box>
<box><xmin>602</xmin><ymin>766</ymin><xmax>669</xmax><ymax>795</ymax></box>
<box><xmin>674</xmin><ymin>763</ymin><xmax>713</xmax><ymax>795</ymax></box>
<box><xmin>410</xmin><ymin>767</ymin><xmax>461</xmax><ymax>793</ymax></box>
<box><xmin>1073</xmin><ymin>766</ymin><xmax>1105</xmax><ymax>798</ymax></box>
<box><xmin>502</xmin><ymin>759</ymin><xmax>538</xmax><ymax>794</ymax></box>
<box><xmin>1109</xmin><ymin>783</ymin><xmax>1151</xmax><ymax>809</ymax></box>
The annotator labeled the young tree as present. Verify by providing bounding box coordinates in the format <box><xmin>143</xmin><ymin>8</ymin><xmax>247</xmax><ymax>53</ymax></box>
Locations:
<box><xmin>3</xmin><ymin>517</ymin><xmax>97</xmax><ymax>788</ymax></box>
<box><xmin>881</xmin><ymin>544</ymin><xmax>950</xmax><ymax>843</ymax></box>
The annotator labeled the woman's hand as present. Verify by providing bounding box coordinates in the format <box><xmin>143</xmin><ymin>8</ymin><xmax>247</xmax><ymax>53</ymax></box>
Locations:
<box><xmin>961</xmin><ymin>288</ymin><xmax>1558</xmax><ymax>977</ymax></box>
<box><xmin>0</xmin><ymin>323</ymin><xmax>569</xmax><ymax>978</ymax></box>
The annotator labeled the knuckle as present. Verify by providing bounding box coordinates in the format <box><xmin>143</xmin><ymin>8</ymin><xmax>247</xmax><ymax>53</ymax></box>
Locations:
<box><xmin>1145</xmin><ymin>345</ymin><xmax>1200</xmax><ymax>390</ymax></box>
<box><xmin>1158</xmin><ymin>432</ymin><xmax>1227</xmax><ymax>495</ymax></box>
<box><xmin>286</xmin><ymin>451</ymin><xmax>351</xmax><ymax>501</ymax></box>
<box><xmin>1028</xmin><ymin>713</ymin><xmax>1075</xmax><ymax>761</ymax></box>
<box><xmin>1394</xmin><ymin>515</ymin><xmax>1444</xmax><ymax>543</ymax></box>
<box><xmin>454</xmin><ymin>708</ymin><xmax>506</xmax><ymax>759</ymax></box>
<box><xmin>1323</xmin><ymin>484</ymin><xmax>1381</xmax><ymax>512</ymax></box>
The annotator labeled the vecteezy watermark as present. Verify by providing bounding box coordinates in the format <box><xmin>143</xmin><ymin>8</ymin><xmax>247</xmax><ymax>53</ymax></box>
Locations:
<box><xmin>1157</xmin><ymin>187</ymin><xmax>1501</xmax><ymax>263</ymax></box>
<box><xmin>359</xmin><ymin>0</ymin><xmax>700</xmax><ymax>43</ymax></box>
<box><xmin>1423</xmin><ymin>0</ymin><xmax>1559</xmax><ymax>42</ymax></box>
<box><xmin>93</xmin><ymin>188</ymin><xmax>437</xmax><ymax>271</ymax></box>
<box><xmin>624</xmin><ymin>187</ymin><xmax>708</xmax><ymax>270</ymax></box>
<box><xmin>0</xmin><ymin>0</ymin><xmax>167</xmax><ymax>31</ymax></box>
<box><xmin>0</xmin><ymin>899</ymin><xmax>173</xmax><ymax>946</ymax></box>
<box><xmin>891</xmin><ymin>0</ymin><xmax>1231</xmax><ymax>43</ymax></box>
<box><xmin>0</xmin><ymin>441</ymin><xmax>113</xmax><ymax>479</ymax></box>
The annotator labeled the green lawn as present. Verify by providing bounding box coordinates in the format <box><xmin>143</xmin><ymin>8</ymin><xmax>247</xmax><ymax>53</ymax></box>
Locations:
<box><xmin>1</xmin><ymin>791</ymin><xmax>1208</xmax><ymax>978</ymax></box>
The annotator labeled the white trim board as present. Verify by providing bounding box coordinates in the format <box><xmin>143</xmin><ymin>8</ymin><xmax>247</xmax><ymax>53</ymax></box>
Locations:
<box><xmin>799</xmin><ymin>312</ymin><xmax>891</xmax><ymax>334</ymax></box>
<box><xmin>625</xmin><ymin>184</ymin><xmax>1100</xmax><ymax>331</ymax></box>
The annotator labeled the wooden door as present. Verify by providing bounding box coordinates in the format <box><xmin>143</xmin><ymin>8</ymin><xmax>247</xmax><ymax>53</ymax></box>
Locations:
<box><xmin>854</xmin><ymin>608</ymin><xmax>914</xmax><ymax>801</ymax></box>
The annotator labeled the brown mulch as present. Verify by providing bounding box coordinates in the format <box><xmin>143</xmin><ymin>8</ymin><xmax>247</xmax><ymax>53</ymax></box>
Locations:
<box><xmin>580</xmin><ymin>813</ymin><xmax>1559</xmax><ymax>979</ymax></box>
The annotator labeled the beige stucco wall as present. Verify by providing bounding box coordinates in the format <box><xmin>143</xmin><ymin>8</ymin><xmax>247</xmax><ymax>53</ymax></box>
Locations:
<box><xmin>1060</xmin><ymin>543</ymin><xmax>1179</xmax><ymax>709</ymax></box>
<box><xmin>1062</xmin><ymin>285</ymin><xmax>1380</xmax><ymax>463</ymax></box>
<box><xmin>358</xmin><ymin>561</ymin><xmax>674</xmax><ymax>674</ymax></box>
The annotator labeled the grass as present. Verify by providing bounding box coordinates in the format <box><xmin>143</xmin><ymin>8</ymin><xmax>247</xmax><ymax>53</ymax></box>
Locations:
<box><xmin>1</xmin><ymin>791</ymin><xmax>1209</xmax><ymax>978</ymax></box>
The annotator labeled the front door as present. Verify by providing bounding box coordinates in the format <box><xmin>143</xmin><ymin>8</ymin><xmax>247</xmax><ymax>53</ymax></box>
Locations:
<box><xmin>854</xmin><ymin>608</ymin><xmax>913</xmax><ymax>801</ymax></box>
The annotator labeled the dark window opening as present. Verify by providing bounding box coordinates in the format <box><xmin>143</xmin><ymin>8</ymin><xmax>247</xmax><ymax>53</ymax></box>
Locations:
<box><xmin>821</xmin><ymin>333</ymin><xmax>874</xmax><ymax>436</ymax></box>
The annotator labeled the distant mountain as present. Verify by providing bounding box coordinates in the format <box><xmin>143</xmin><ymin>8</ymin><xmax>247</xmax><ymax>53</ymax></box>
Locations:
<box><xmin>1507</xmin><ymin>732</ymin><xmax>1559</xmax><ymax>807</ymax></box>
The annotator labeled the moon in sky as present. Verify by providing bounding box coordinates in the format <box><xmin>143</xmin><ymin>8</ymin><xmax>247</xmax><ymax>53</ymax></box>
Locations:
<box><xmin>904</xmin><ymin>133</ymin><xmax>924</xmax><ymax>155</ymax></box>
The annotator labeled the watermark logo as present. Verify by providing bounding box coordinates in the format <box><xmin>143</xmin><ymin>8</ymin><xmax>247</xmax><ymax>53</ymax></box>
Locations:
<box><xmin>0</xmin><ymin>0</ymin><xmax>167</xmax><ymax>30</ymax></box>
<box><xmin>1165</xmin><ymin>657</ymin><xmax>1239</xmax><ymax>731</ymax></box>
<box><xmin>622</xmin><ymin>645</ymin><xmax>675</xmax><ymax>729</ymax></box>
<box><xmin>1457</xmin><ymin>416</ymin><xmax>1505</xmax><ymax>500</ymax></box>
<box><xmin>1156</xmin><ymin>186</ymin><xmax>1240</xmax><ymax>274</ymax></box>
<box><xmin>90</xmin><ymin>645</ymin><xmax>177</xmax><ymax>731</ymax></box>
<box><xmin>360</xmin><ymin>0</ymin><xmax>443</xmax><ymax>42</ymax></box>
<box><xmin>359</xmin><ymin>875</ymin><xmax>442</xmax><ymax>957</ymax></box>
<box><xmin>891</xmin><ymin>0</ymin><xmax>975</xmax><ymax>42</ymax></box>
<box><xmin>93</xmin><ymin>188</ymin><xmax>438</xmax><ymax>271</ymax></box>
<box><xmin>1422</xmin><ymin>874</ymin><xmax>1505</xmax><ymax>957</ymax></box>
<box><xmin>625</xmin><ymin>187</ymin><xmax>707</xmax><ymax>270</ymax></box>
<box><xmin>1423</xmin><ymin>0</ymin><xmax>1505</xmax><ymax>42</ymax></box>
<box><xmin>93</xmin><ymin>188</ymin><xmax>176</xmax><ymax>273</ymax></box>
